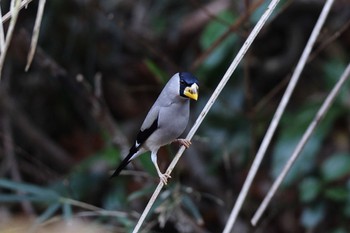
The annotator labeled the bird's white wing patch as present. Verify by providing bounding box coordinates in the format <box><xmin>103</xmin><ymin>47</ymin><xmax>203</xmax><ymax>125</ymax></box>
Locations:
<box><xmin>135</xmin><ymin>141</ymin><xmax>141</xmax><ymax>148</ymax></box>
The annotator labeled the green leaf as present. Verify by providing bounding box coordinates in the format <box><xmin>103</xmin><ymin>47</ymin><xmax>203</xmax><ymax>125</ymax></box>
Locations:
<box><xmin>102</xmin><ymin>181</ymin><xmax>128</xmax><ymax>210</ymax></box>
<box><xmin>323</xmin><ymin>59</ymin><xmax>348</xmax><ymax>88</ymax></box>
<box><xmin>200</xmin><ymin>11</ymin><xmax>236</xmax><ymax>49</ymax></box>
<box><xmin>330</xmin><ymin>228</ymin><xmax>348</xmax><ymax>233</ymax></box>
<box><xmin>250</xmin><ymin>0</ymin><xmax>288</xmax><ymax>23</ymax></box>
<box><xmin>343</xmin><ymin>190</ymin><xmax>350</xmax><ymax>217</ymax></box>
<box><xmin>0</xmin><ymin>179</ymin><xmax>58</xmax><ymax>200</ymax></box>
<box><xmin>92</xmin><ymin>145</ymin><xmax>120</xmax><ymax>165</ymax></box>
<box><xmin>139</xmin><ymin>151</ymin><xmax>157</xmax><ymax>176</ymax></box>
<box><xmin>144</xmin><ymin>59</ymin><xmax>167</xmax><ymax>84</ymax></box>
<box><xmin>0</xmin><ymin>194</ymin><xmax>53</xmax><ymax>203</ymax></box>
<box><xmin>62</xmin><ymin>202</ymin><xmax>73</xmax><ymax>220</ymax></box>
<box><xmin>271</xmin><ymin>137</ymin><xmax>319</xmax><ymax>186</ymax></box>
<box><xmin>299</xmin><ymin>177</ymin><xmax>322</xmax><ymax>203</ymax></box>
<box><xmin>271</xmin><ymin>102</ymin><xmax>339</xmax><ymax>185</ymax></box>
<box><xmin>300</xmin><ymin>204</ymin><xmax>325</xmax><ymax>228</ymax></box>
<box><xmin>127</xmin><ymin>186</ymin><xmax>155</xmax><ymax>202</ymax></box>
<box><xmin>321</xmin><ymin>153</ymin><xmax>350</xmax><ymax>182</ymax></box>
<box><xmin>324</xmin><ymin>187</ymin><xmax>348</xmax><ymax>201</ymax></box>
<box><xmin>36</xmin><ymin>203</ymin><xmax>61</xmax><ymax>223</ymax></box>
<box><xmin>199</xmin><ymin>11</ymin><xmax>238</xmax><ymax>69</ymax></box>
<box><xmin>181</xmin><ymin>194</ymin><xmax>204</xmax><ymax>225</ymax></box>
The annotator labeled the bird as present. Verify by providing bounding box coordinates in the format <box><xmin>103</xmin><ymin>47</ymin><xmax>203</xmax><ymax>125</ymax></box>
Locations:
<box><xmin>110</xmin><ymin>72</ymin><xmax>199</xmax><ymax>185</ymax></box>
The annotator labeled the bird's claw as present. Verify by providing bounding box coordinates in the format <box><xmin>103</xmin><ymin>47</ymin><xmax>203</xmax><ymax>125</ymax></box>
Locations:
<box><xmin>174</xmin><ymin>138</ymin><xmax>192</xmax><ymax>149</ymax></box>
<box><xmin>159</xmin><ymin>173</ymin><xmax>171</xmax><ymax>185</ymax></box>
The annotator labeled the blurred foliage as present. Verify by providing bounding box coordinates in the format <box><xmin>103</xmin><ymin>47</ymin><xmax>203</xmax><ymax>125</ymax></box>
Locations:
<box><xmin>0</xmin><ymin>0</ymin><xmax>350</xmax><ymax>232</ymax></box>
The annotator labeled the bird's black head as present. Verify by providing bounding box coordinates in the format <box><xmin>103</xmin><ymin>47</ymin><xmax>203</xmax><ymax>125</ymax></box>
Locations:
<box><xmin>179</xmin><ymin>72</ymin><xmax>199</xmax><ymax>100</ymax></box>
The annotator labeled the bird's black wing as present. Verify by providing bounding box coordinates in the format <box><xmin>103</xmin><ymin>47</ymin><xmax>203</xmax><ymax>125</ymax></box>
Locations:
<box><xmin>110</xmin><ymin>117</ymin><xmax>158</xmax><ymax>178</ymax></box>
<box><xmin>135</xmin><ymin>116</ymin><xmax>159</xmax><ymax>147</ymax></box>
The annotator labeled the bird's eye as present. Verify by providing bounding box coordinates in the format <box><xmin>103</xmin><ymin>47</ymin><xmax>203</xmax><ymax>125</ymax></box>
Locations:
<box><xmin>180</xmin><ymin>80</ymin><xmax>186</xmax><ymax>85</ymax></box>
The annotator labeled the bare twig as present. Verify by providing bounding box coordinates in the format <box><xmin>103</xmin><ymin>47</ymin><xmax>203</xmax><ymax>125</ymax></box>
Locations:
<box><xmin>180</xmin><ymin>0</ymin><xmax>231</xmax><ymax>36</ymax></box>
<box><xmin>59</xmin><ymin>197</ymin><xmax>139</xmax><ymax>218</ymax></box>
<box><xmin>308</xmin><ymin>18</ymin><xmax>350</xmax><ymax>62</ymax></box>
<box><xmin>25</xmin><ymin>0</ymin><xmax>46</xmax><ymax>71</ymax></box>
<box><xmin>76</xmin><ymin>73</ymin><xmax>130</xmax><ymax>155</ymax></box>
<box><xmin>223</xmin><ymin>0</ymin><xmax>335</xmax><ymax>231</ymax></box>
<box><xmin>253</xmin><ymin>19</ymin><xmax>350</xmax><ymax>114</ymax></box>
<box><xmin>3</xmin><ymin>115</ymin><xmax>35</xmax><ymax>214</ymax></box>
<box><xmin>0</xmin><ymin>90</ymin><xmax>73</xmax><ymax>168</ymax></box>
<box><xmin>251</xmin><ymin>62</ymin><xmax>350</xmax><ymax>225</ymax></box>
<box><xmin>1</xmin><ymin>66</ymin><xmax>35</xmax><ymax>214</ymax></box>
<box><xmin>191</xmin><ymin>0</ymin><xmax>264</xmax><ymax>71</ymax></box>
<box><xmin>252</xmin><ymin>75</ymin><xmax>290</xmax><ymax>113</ymax></box>
<box><xmin>132</xmin><ymin>0</ymin><xmax>280</xmax><ymax>231</ymax></box>
<box><xmin>2</xmin><ymin>0</ymin><xmax>34</xmax><ymax>23</ymax></box>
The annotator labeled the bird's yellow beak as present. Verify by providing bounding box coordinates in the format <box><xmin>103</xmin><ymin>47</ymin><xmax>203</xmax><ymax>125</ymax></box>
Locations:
<box><xmin>184</xmin><ymin>83</ymin><xmax>199</xmax><ymax>101</ymax></box>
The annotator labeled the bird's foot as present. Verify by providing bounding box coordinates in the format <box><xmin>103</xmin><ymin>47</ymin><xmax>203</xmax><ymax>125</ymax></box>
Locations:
<box><xmin>174</xmin><ymin>138</ymin><xmax>192</xmax><ymax>149</ymax></box>
<box><xmin>159</xmin><ymin>173</ymin><xmax>171</xmax><ymax>185</ymax></box>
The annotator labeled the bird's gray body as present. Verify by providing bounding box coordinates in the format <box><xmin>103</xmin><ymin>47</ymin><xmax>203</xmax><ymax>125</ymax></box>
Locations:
<box><xmin>133</xmin><ymin>74</ymin><xmax>190</xmax><ymax>158</ymax></box>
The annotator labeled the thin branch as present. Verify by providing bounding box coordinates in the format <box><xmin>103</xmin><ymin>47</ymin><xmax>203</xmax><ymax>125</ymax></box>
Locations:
<box><xmin>253</xmin><ymin>19</ymin><xmax>350</xmax><ymax>114</ymax></box>
<box><xmin>251</xmin><ymin>62</ymin><xmax>350</xmax><ymax>225</ymax></box>
<box><xmin>0</xmin><ymin>90</ymin><xmax>73</xmax><ymax>168</ymax></box>
<box><xmin>132</xmin><ymin>0</ymin><xmax>280</xmax><ymax>231</ymax></box>
<box><xmin>76</xmin><ymin>73</ymin><xmax>130</xmax><ymax>155</ymax></box>
<box><xmin>1</xmin><ymin>65</ymin><xmax>35</xmax><ymax>214</ymax></box>
<box><xmin>59</xmin><ymin>197</ymin><xmax>139</xmax><ymax>218</ymax></box>
<box><xmin>180</xmin><ymin>0</ymin><xmax>231</xmax><ymax>36</ymax></box>
<box><xmin>190</xmin><ymin>0</ymin><xmax>264</xmax><ymax>71</ymax></box>
<box><xmin>252</xmin><ymin>75</ymin><xmax>290</xmax><ymax>114</ymax></box>
<box><xmin>223</xmin><ymin>0</ymin><xmax>335</xmax><ymax>231</ymax></box>
<box><xmin>308</xmin><ymin>18</ymin><xmax>350</xmax><ymax>62</ymax></box>
<box><xmin>3</xmin><ymin>114</ymin><xmax>35</xmax><ymax>215</ymax></box>
<box><xmin>2</xmin><ymin>0</ymin><xmax>34</xmax><ymax>23</ymax></box>
<box><xmin>25</xmin><ymin>0</ymin><xmax>46</xmax><ymax>71</ymax></box>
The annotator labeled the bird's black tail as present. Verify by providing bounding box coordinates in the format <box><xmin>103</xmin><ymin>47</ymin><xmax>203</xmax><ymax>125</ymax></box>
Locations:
<box><xmin>110</xmin><ymin>146</ymin><xmax>137</xmax><ymax>178</ymax></box>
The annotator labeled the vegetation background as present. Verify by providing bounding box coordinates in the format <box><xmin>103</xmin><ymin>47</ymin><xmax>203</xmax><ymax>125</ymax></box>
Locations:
<box><xmin>0</xmin><ymin>0</ymin><xmax>350</xmax><ymax>232</ymax></box>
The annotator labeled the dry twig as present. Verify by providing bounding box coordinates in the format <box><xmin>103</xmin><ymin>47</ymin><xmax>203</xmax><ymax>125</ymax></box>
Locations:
<box><xmin>191</xmin><ymin>0</ymin><xmax>264</xmax><ymax>71</ymax></box>
<box><xmin>251</xmin><ymin>62</ymin><xmax>350</xmax><ymax>225</ymax></box>
<box><xmin>25</xmin><ymin>0</ymin><xmax>46</xmax><ymax>71</ymax></box>
<box><xmin>2</xmin><ymin>0</ymin><xmax>34</xmax><ymax>23</ymax></box>
<box><xmin>0</xmin><ymin>0</ymin><xmax>21</xmax><ymax>81</ymax></box>
<box><xmin>0</xmin><ymin>5</ymin><xmax>5</xmax><ymax>52</ymax></box>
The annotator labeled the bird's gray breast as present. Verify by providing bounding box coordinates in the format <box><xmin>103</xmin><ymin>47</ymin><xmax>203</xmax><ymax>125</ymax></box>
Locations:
<box><xmin>145</xmin><ymin>99</ymin><xmax>190</xmax><ymax>150</ymax></box>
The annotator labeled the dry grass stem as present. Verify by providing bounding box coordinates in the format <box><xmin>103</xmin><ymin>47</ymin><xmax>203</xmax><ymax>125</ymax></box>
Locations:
<box><xmin>0</xmin><ymin>6</ymin><xmax>5</xmax><ymax>53</ymax></box>
<box><xmin>251</xmin><ymin>62</ymin><xmax>350</xmax><ymax>226</ymax></box>
<box><xmin>59</xmin><ymin>197</ymin><xmax>135</xmax><ymax>218</ymax></box>
<box><xmin>133</xmin><ymin>0</ymin><xmax>280</xmax><ymax>232</ymax></box>
<box><xmin>223</xmin><ymin>0</ymin><xmax>335</xmax><ymax>231</ymax></box>
<box><xmin>25</xmin><ymin>0</ymin><xmax>46</xmax><ymax>71</ymax></box>
<box><xmin>0</xmin><ymin>0</ymin><xmax>21</xmax><ymax>80</ymax></box>
<box><xmin>221</xmin><ymin>0</ymin><xmax>283</xmax><ymax>232</ymax></box>
<box><xmin>2</xmin><ymin>0</ymin><xmax>34</xmax><ymax>23</ymax></box>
